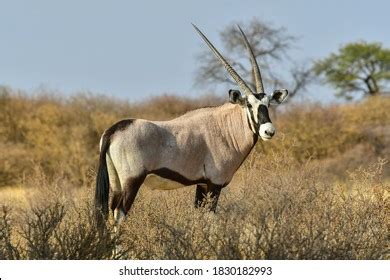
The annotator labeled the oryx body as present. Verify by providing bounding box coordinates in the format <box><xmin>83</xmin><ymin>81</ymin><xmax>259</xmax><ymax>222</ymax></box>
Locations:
<box><xmin>95</xmin><ymin>24</ymin><xmax>288</xmax><ymax>227</ymax></box>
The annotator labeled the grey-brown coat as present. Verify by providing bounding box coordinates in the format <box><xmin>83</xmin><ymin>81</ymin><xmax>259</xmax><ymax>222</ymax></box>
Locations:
<box><xmin>95</xmin><ymin>25</ymin><xmax>288</xmax><ymax>228</ymax></box>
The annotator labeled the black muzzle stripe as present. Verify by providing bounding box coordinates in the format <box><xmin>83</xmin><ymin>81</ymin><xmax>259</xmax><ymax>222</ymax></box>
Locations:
<box><xmin>258</xmin><ymin>105</ymin><xmax>271</xmax><ymax>125</ymax></box>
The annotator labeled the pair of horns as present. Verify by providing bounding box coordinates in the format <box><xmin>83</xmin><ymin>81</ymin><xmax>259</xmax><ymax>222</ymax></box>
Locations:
<box><xmin>192</xmin><ymin>23</ymin><xmax>264</xmax><ymax>95</ymax></box>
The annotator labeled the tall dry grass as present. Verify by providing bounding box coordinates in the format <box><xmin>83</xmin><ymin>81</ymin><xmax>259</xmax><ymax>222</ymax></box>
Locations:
<box><xmin>0</xmin><ymin>87</ymin><xmax>223</xmax><ymax>187</ymax></box>
<box><xmin>0</xmin><ymin>86</ymin><xmax>389</xmax><ymax>259</ymax></box>
<box><xmin>1</xmin><ymin>155</ymin><xmax>388</xmax><ymax>259</ymax></box>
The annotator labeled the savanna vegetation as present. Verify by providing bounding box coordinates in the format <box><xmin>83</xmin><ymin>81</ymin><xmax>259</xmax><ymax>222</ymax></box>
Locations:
<box><xmin>0</xmin><ymin>86</ymin><xmax>389</xmax><ymax>259</ymax></box>
<box><xmin>314</xmin><ymin>41</ymin><xmax>390</xmax><ymax>99</ymax></box>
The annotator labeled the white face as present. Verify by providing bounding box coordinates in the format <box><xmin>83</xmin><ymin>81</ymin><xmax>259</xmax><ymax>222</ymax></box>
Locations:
<box><xmin>229</xmin><ymin>88</ymin><xmax>288</xmax><ymax>140</ymax></box>
<box><xmin>245</xmin><ymin>94</ymin><xmax>276</xmax><ymax>141</ymax></box>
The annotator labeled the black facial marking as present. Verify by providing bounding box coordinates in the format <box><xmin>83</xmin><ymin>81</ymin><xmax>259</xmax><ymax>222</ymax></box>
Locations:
<box><xmin>253</xmin><ymin>93</ymin><xmax>266</xmax><ymax>99</ymax></box>
<box><xmin>258</xmin><ymin>104</ymin><xmax>271</xmax><ymax>124</ymax></box>
<box><xmin>247</xmin><ymin>105</ymin><xmax>258</xmax><ymax>130</ymax></box>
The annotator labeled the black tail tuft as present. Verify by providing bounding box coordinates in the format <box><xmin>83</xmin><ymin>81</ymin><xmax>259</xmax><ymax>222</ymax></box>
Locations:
<box><xmin>95</xmin><ymin>133</ymin><xmax>111</xmax><ymax>231</ymax></box>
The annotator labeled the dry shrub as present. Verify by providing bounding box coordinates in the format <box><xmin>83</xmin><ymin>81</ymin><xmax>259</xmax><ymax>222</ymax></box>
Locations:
<box><xmin>0</xmin><ymin>166</ymin><xmax>121</xmax><ymax>260</ymax></box>
<box><xmin>1</xmin><ymin>195</ymin><xmax>120</xmax><ymax>260</ymax></box>
<box><xmin>0</xmin><ymin>155</ymin><xmax>387</xmax><ymax>260</ymax></box>
<box><xmin>262</xmin><ymin>97</ymin><xmax>390</xmax><ymax>163</ymax></box>
<box><xmin>0</xmin><ymin>206</ymin><xmax>21</xmax><ymax>259</ymax></box>
<box><xmin>133</xmin><ymin>94</ymin><xmax>223</xmax><ymax>121</ymax></box>
<box><xmin>1</xmin><ymin>87</ymin><xmax>389</xmax><ymax>188</ymax></box>
<box><xmin>115</xmin><ymin>156</ymin><xmax>388</xmax><ymax>260</ymax></box>
<box><xmin>1</xmin><ymin>86</ymin><xmax>389</xmax><ymax>259</ymax></box>
<box><xmin>0</xmin><ymin>87</ymin><xmax>222</xmax><ymax>187</ymax></box>
<box><xmin>341</xmin><ymin>96</ymin><xmax>390</xmax><ymax>127</ymax></box>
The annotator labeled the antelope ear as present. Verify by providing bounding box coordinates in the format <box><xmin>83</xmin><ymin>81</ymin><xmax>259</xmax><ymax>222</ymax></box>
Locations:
<box><xmin>229</xmin><ymin>89</ymin><xmax>245</xmax><ymax>105</ymax></box>
<box><xmin>270</xmin><ymin>89</ymin><xmax>288</xmax><ymax>105</ymax></box>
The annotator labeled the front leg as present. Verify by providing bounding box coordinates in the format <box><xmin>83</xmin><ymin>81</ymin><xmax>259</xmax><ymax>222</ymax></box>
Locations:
<box><xmin>194</xmin><ymin>183</ymin><xmax>222</xmax><ymax>212</ymax></box>
<box><xmin>195</xmin><ymin>184</ymin><xmax>207</xmax><ymax>208</ymax></box>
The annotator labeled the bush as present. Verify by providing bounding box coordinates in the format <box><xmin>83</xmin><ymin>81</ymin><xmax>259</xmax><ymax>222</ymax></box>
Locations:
<box><xmin>1</xmin><ymin>156</ymin><xmax>387</xmax><ymax>260</ymax></box>
<box><xmin>1</xmin><ymin>202</ymin><xmax>121</xmax><ymax>260</ymax></box>
<box><xmin>0</xmin><ymin>88</ymin><xmax>223</xmax><ymax>187</ymax></box>
<box><xmin>0</xmin><ymin>87</ymin><xmax>389</xmax><ymax>259</ymax></box>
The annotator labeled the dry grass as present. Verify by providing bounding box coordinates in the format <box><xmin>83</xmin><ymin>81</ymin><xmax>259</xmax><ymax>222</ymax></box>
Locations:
<box><xmin>1</xmin><ymin>155</ymin><xmax>388</xmax><ymax>260</ymax></box>
<box><xmin>0</xmin><ymin>86</ymin><xmax>389</xmax><ymax>259</ymax></box>
<box><xmin>0</xmin><ymin>87</ymin><xmax>223</xmax><ymax>187</ymax></box>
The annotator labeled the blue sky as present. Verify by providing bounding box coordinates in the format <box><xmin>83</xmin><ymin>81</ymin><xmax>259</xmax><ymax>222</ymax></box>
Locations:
<box><xmin>1</xmin><ymin>0</ymin><xmax>389</xmax><ymax>103</ymax></box>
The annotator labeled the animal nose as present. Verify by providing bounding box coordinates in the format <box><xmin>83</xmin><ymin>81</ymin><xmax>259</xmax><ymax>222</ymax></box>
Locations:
<box><xmin>265</xmin><ymin>129</ymin><xmax>275</xmax><ymax>137</ymax></box>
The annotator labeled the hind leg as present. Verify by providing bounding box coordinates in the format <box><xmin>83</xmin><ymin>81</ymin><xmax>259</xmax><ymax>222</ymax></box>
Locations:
<box><xmin>112</xmin><ymin>173</ymin><xmax>146</xmax><ymax>229</ymax></box>
<box><xmin>106</xmin><ymin>154</ymin><xmax>123</xmax><ymax>227</ymax></box>
<box><xmin>110</xmin><ymin>192</ymin><xmax>125</xmax><ymax>232</ymax></box>
<box><xmin>106</xmin><ymin>153</ymin><xmax>125</xmax><ymax>229</ymax></box>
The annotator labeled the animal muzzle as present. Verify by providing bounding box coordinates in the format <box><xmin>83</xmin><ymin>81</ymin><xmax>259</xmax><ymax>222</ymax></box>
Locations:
<box><xmin>259</xmin><ymin>122</ymin><xmax>275</xmax><ymax>141</ymax></box>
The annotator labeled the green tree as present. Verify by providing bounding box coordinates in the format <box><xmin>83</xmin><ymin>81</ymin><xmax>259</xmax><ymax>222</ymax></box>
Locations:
<box><xmin>314</xmin><ymin>41</ymin><xmax>390</xmax><ymax>99</ymax></box>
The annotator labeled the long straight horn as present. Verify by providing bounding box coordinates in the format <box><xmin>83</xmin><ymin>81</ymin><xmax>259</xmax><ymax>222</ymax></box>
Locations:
<box><xmin>237</xmin><ymin>25</ymin><xmax>265</xmax><ymax>93</ymax></box>
<box><xmin>192</xmin><ymin>23</ymin><xmax>253</xmax><ymax>97</ymax></box>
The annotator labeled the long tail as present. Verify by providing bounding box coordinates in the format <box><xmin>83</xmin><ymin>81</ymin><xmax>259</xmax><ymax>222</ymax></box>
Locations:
<box><xmin>95</xmin><ymin>132</ymin><xmax>111</xmax><ymax>230</ymax></box>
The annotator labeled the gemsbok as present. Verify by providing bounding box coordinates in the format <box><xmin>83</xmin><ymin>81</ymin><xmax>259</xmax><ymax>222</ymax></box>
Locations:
<box><xmin>95</xmin><ymin>24</ymin><xmax>289</xmax><ymax>228</ymax></box>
